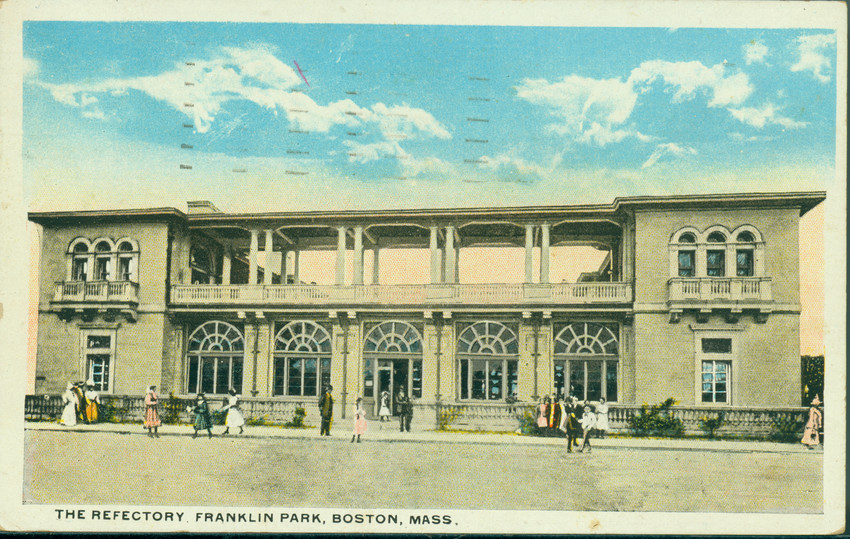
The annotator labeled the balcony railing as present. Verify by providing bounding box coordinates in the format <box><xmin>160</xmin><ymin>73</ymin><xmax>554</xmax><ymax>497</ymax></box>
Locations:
<box><xmin>170</xmin><ymin>282</ymin><xmax>633</xmax><ymax>307</ymax></box>
<box><xmin>53</xmin><ymin>280</ymin><xmax>139</xmax><ymax>304</ymax></box>
<box><xmin>668</xmin><ymin>277</ymin><xmax>772</xmax><ymax>305</ymax></box>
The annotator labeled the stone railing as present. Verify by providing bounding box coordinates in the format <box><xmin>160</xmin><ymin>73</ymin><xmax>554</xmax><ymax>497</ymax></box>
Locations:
<box><xmin>170</xmin><ymin>281</ymin><xmax>633</xmax><ymax>307</ymax></box>
<box><xmin>668</xmin><ymin>277</ymin><xmax>772</xmax><ymax>305</ymax></box>
<box><xmin>26</xmin><ymin>395</ymin><xmax>807</xmax><ymax>440</ymax></box>
<box><xmin>52</xmin><ymin>280</ymin><xmax>139</xmax><ymax>304</ymax></box>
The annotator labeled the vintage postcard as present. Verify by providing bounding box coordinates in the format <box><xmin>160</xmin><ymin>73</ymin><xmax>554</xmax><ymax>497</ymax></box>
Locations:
<box><xmin>0</xmin><ymin>0</ymin><xmax>845</xmax><ymax>534</ymax></box>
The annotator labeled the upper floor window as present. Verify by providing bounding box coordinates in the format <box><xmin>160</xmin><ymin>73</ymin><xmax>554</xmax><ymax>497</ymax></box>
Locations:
<box><xmin>678</xmin><ymin>251</ymin><xmax>695</xmax><ymax>277</ymax></box>
<box><xmin>670</xmin><ymin>226</ymin><xmax>763</xmax><ymax>279</ymax></box>
<box><xmin>71</xmin><ymin>242</ymin><xmax>89</xmax><ymax>281</ymax></box>
<box><xmin>67</xmin><ymin>237</ymin><xmax>139</xmax><ymax>282</ymax></box>
<box><xmin>706</xmin><ymin>249</ymin><xmax>725</xmax><ymax>277</ymax></box>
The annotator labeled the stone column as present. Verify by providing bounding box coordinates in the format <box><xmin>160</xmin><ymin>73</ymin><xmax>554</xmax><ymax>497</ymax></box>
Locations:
<box><xmin>353</xmin><ymin>225</ymin><xmax>364</xmax><ymax>285</ymax></box>
<box><xmin>248</xmin><ymin>229</ymin><xmax>259</xmax><ymax>285</ymax></box>
<box><xmin>292</xmin><ymin>250</ymin><xmax>300</xmax><ymax>284</ymax></box>
<box><xmin>444</xmin><ymin>225</ymin><xmax>456</xmax><ymax>284</ymax></box>
<box><xmin>264</xmin><ymin>229</ymin><xmax>274</xmax><ymax>285</ymax></box>
<box><xmin>279</xmin><ymin>249</ymin><xmax>287</xmax><ymax>285</ymax></box>
<box><xmin>429</xmin><ymin>226</ymin><xmax>441</xmax><ymax>284</ymax></box>
<box><xmin>540</xmin><ymin>223</ymin><xmax>550</xmax><ymax>284</ymax></box>
<box><xmin>372</xmin><ymin>248</ymin><xmax>380</xmax><ymax>285</ymax></box>
<box><xmin>524</xmin><ymin>224</ymin><xmax>534</xmax><ymax>283</ymax></box>
<box><xmin>335</xmin><ymin>226</ymin><xmax>347</xmax><ymax>285</ymax></box>
<box><xmin>222</xmin><ymin>246</ymin><xmax>232</xmax><ymax>285</ymax></box>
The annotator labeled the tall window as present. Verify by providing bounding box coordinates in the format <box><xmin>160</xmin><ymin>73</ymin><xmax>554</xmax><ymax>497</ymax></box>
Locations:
<box><xmin>94</xmin><ymin>241</ymin><xmax>112</xmax><ymax>280</ymax></box>
<box><xmin>363</xmin><ymin>321</ymin><xmax>423</xmax><ymax>399</ymax></box>
<box><xmin>702</xmin><ymin>360</ymin><xmax>730</xmax><ymax>403</ymax></box>
<box><xmin>83</xmin><ymin>330</ymin><xmax>115</xmax><ymax>392</ymax></box>
<box><xmin>736</xmin><ymin>231</ymin><xmax>755</xmax><ymax>277</ymax></box>
<box><xmin>117</xmin><ymin>241</ymin><xmax>138</xmax><ymax>281</ymax></box>
<box><xmin>72</xmin><ymin>242</ymin><xmax>90</xmax><ymax>281</ymax></box>
<box><xmin>187</xmin><ymin>321</ymin><xmax>244</xmax><ymax>395</ymax></box>
<box><xmin>696</xmin><ymin>334</ymin><xmax>734</xmax><ymax>404</ymax></box>
<box><xmin>706</xmin><ymin>250</ymin><xmax>725</xmax><ymax>276</ymax></box>
<box><xmin>67</xmin><ymin>237</ymin><xmax>139</xmax><ymax>282</ymax></box>
<box><xmin>457</xmin><ymin>321</ymin><xmax>518</xmax><ymax>401</ymax></box>
<box><xmin>678</xmin><ymin>251</ymin><xmax>695</xmax><ymax>277</ymax></box>
<box><xmin>554</xmin><ymin>322</ymin><xmax>619</xmax><ymax>401</ymax></box>
<box><xmin>273</xmin><ymin>320</ymin><xmax>331</xmax><ymax>397</ymax></box>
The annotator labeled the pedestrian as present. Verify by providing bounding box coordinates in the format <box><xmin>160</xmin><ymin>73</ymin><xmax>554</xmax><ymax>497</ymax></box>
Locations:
<box><xmin>319</xmin><ymin>385</ymin><xmax>334</xmax><ymax>436</ymax></box>
<box><xmin>801</xmin><ymin>395</ymin><xmax>823</xmax><ymax>449</ymax></box>
<box><xmin>144</xmin><ymin>385</ymin><xmax>161</xmax><ymax>438</ymax></box>
<box><xmin>562</xmin><ymin>397</ymin><xmax>581</xmax><ymax>452</ymax></box>
<box><xmin>72</xmin><ymin>382</ymin><xmax>89</xmax><ymax>424</ymax></box>
<box><xmin>579</xmin><ymin>405</ymin><xmax>596</xmax><ymax>453</ymax></box>
<box><xmin>549</xmin><ymin>394</ymin><xmax>564</xmax><ymax>436</ymax></box>
<box><xmin>397</xmin><ymin>387</ymin><xmax>413</xmax><ymax>432</ymax></box>
<box><xmin>84</xmin><ymin>380</ymin><xmax>100</xmax><ymax>423</ymax></box>
<box><xmin>60</xmin><ymin>382</ymin><xmax>77</xmax><ymax>426</ymax></box>
<box><xmin>191</xmin><ymin>393</ymin><xmax>213</xmax><ymax>439</ymax></box>
<box><xmin>222</xmin><ymin>388</ymin><xmax>245</xmax><ymax>435</ymax></box>
<box><xmin>595</xmin><ymin>397</ymin><xmax>609</xmax><ymax>439</ymax></box>
<box><xmin>378</xmin><ymin>390</ymin><xmax>391</xmax><ymax>422</ymax></box>
<box><xmin>537</xmin><ymin>395</ymin><xmax>549</xmax><ymax>434</ymax></box>
<box><xmin>351</xmin><ymin>397</ymin><xmax>367</xmax><ymax>443</ymax></box>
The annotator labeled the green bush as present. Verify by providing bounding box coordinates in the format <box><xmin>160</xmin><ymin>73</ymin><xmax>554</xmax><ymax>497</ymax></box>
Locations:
<box><xmin>699</xmin><ymin>412</ymin><xmax>725</xmax><ymax>439</ymax></box>
<box><xmin>770</xmin><ymin>413</ymin><xmax>805</xmax><ymax>443</ymax></box>
<box><xmin>285</xmin><ymin>407</ymin><xmax>307</xmax><ymax>428</ymax></box>
<box><xmin>160</xmin><ymin>392</ymin><xmax>184</xmax><ymax>424</ymax></box>
<box><xmin>98</xmin><ymin>401</ymin><xmax>129</xmax><ymax>423</ymax></box>
<box><xmin>516</xmin><ymin>406</ymin><xmax>540</xmax><ymax>435</ymax></box>
<box><xmin>627</xmin><ymin>398</ymin><xmax>685</xmax><ymax>437</ymax></box>
<box><xmin>438</xmin><ymin>407</ymin><xmax>463</xmax><ymax>430</ymax></box>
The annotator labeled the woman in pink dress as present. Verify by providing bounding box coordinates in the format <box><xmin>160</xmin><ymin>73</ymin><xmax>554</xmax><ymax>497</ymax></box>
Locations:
<box><xmin>144</xmin><ymin>385</ymin><xmax>161</xmax><ymax>438</ymax></box>
<box><xmin>801</xmin><ymin>395</ymin><xmax>823</xmax><ymax>449</ymax></box>
<box><xmin>537</xmin><ymin>396</ymin><xmax>549</xmax><ymax>432</ymax></box>
<box><xmin>351</xmin><ymin>397</ymin><xmax>367</xmax><ymax>443</ymax></box>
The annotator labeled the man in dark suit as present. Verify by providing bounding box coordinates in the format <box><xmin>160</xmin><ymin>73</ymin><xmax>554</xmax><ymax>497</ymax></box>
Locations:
<box><xmin>319</xmin><ymin>385</ymin><xmax>334</xmax><ymax>436</ymax></box>
<box><xmin>397</xmin><ymin>387</ymin><xmax>413</xmax><ymax>432</ymax></box>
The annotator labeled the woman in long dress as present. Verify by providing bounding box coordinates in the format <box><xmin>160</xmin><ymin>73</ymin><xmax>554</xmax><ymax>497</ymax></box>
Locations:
<box><xmin>378</xmin><ymin>391</ymin><xmax>391</xmax><ymax>422</ymax></box>
<box><xmin>60</xmin><ymin>382</ymin><xmax>77</xmax><ymax>426</ymax></box>
<box><xmin>595</xmin><ymin>397</ymin><xmax>610</xmax><ymax>438</ymax></box>
<box><xmin>537</xmin><ymin>396</ymin><xmax>549</xmax><ymax>433</ymax></box>
<box><xmin>222</xmin><ymin>389</ymin><xmax>245</xmax><ymax>435</ymax></box>
<box><xmin>84</xmin><ymin>381</ymin><xmax>100</xmax><ymax>424</ymax></box>
<box><xmin>144</xmin><ymin>385</ymin><xmax>161</xmax><ymax>437</ymax></box>
<box><xmin>351</xmin><ymin>397</ymin><xmax>367</xmax><ymax>443</ymax></box>
<box><xmin>579</xmin><ymin>405</ymin><xmax>597</xmax><ymax>453</ymax></box>
<box><xmin>72</xmin><ymin>382</ymin><xmax>89</xmax><ymax>424</ymax></box>
<box><xmin>191</xmin><ymin>393</ymin><xmax>213</xmax><ymax>439</ymax></box>
<box><xmin>801</xmin><ymin>395</ymin><xmax>823</xmax><ymax>449</ymax></box>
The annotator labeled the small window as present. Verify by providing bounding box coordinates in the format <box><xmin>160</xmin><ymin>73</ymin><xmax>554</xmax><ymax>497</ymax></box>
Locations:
<box><xmin>678</xmin><ymin>232</ymin><xmax>696</xmax><ymax>243</ymax></box>
<box><xmin>707</xmin><ymin>231</ymin><xmax>726</xmax><ymax>243</ymax></box>
<box><xmin>94</xmin><ymin>241</ymin><xmax>111</xmax><ymax>252</ymax></box>
<box><xmin>736</xmin><ymin>231</ymin><xmax>755</xmax><ymax>243</ymax></box>
<box><xmin>706</xmin><ymin>250</ymin><xmax>725</xmax><ymax>276</ymax></box>
<box><xmin>118</xmin><ymin>241</ymin><xmax>134</xmax><ymax>252</ymax></box>
<box><xmin>678</xmin><ymin>251</ymin><xmax>695</xmax><ymax>277</ymax></box>
<box><xmin>736</xmin><ymin>250</ymin><xmax>754</xmax><ymax>277</ymax></box>
<box><xmin>702</xmin><ymin>360</ymin><xmax>730</xmax><ymax>403</ymax></box>
<box><xmin>87</xmin><ymin>335</ymin><xmax>111</xmax><ymax>349</ymax></box>
<box><xmin>701</xmin><ymin>338</ymin><xmax>732</xmax><ymax>354</ymax></box>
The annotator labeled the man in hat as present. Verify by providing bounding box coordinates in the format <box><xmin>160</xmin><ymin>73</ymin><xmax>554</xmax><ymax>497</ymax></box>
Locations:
<box><xmin>319</xmin><ymin>385</ymin><xmax>334</xmax><ymax>436</ymax></box>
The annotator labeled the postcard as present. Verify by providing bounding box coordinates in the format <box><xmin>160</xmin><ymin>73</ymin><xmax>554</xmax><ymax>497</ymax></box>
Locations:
<box><xmin>0</xmin><ymin>0</ymin><xmax>845</xmax><ymax>534</ymax></box>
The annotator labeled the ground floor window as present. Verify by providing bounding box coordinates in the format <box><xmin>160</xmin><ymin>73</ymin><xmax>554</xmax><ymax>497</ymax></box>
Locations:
<box><xmin>82</xmin><ymin>331</ymin><xmax>114</xmax><ymax>392</ymax></box>
<box><xmin>273</xmin><ymin>356</ymin><xmax>330</xmax><ymax>396</ymax></box>
<box><xmin>555</xmin><ymin>359</ymin><xmax>618</xmax><ymax>401</ymax></box>
<box><xmin>187</xmin><ymin>356</ymin><xmax>243</xmax><ymax>395</ymax></box>
<box><xmin>701</xmin><ymin>360</ymin><xmax>730</xmax><ymax>403</ymax></box>
<box><xmin>459</xmin><ymin>359</ymin><xmax>518</xmax><ymax>400</ymax></box>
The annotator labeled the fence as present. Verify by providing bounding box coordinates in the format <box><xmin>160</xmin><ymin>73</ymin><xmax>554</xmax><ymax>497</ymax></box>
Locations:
<box><xmin>25</xmin><ymin>395</ymin><xmax>809</xmax><ymax>440</ymax></box>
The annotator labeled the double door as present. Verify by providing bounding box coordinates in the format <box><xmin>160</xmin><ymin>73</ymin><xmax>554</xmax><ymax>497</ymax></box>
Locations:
<box><xmin>376</xmin><ymin>359</ymin><xmax>409</xmax><ymax>416</ymax></box>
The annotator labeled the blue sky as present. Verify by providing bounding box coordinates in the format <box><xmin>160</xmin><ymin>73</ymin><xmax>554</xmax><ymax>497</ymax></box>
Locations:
<box><xmin>23</xmin><ymin>23</ymin><xmax>837</xmax><ymax>212</ymax></box>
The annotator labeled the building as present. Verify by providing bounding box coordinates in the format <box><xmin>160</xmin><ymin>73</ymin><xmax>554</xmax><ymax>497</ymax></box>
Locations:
<box><xmin>29</xmin><ymin>191</ymin><xmax>824</xmax><ymax>423</ymax></box>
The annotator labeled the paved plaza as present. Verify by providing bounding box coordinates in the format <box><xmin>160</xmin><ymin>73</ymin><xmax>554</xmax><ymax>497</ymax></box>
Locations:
<box><xmin>24</xmin><ymin>423</ymin><xmax>823</xmax><ymax>513</ymax></box>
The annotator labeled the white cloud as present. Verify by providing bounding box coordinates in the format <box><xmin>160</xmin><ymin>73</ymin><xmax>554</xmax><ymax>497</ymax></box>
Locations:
<box><xmin>743</xmin><ymin>41</ymin><xmax>769</xmax><ymax>65</ymax></box>
<box><xmin>641</xmin><ymin>142</ymin><xmax>696</xmax><ymax>169</ymax></box>
<box><xmin>629</xmin><ymin>60</ymin><xmax>753</xmax><ymax>107</ymax></box>
<box><xmin>727</xmin><ymin>103</ymin><xmax>807</xmax><ymax>129</ymax></box>
<box><xmin>23</xmin><ymin>57</ymin><xmax>40</xmax><ymax>80</ymax></box>
<box><xmin>791</xmin><ymin>33</ymin><xmax>835</xmax><ymax>83</ymax></box>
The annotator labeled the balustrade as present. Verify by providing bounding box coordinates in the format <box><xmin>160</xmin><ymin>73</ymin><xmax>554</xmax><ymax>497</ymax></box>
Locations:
<box><xmin>668</xmin><ymin>277</ymin><xmax>772</xmax><ymax>304</ymax></box>
<box><xmin>53</xmin><ymin>280</ymin><xmax>139</xmax><ymax>303</ymax></box>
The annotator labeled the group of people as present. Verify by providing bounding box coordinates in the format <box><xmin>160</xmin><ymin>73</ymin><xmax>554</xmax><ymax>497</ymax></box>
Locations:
<box><xmin>317</xmin><ymin>385</ymin><xmax>414</xmax><ymax>442</ymax></box>
<box><xmin>140</xmin><ymin>385</ymin><xmax>246</xmax><ymax>439</ymax></box>
<box><xmin>537</xmin><ymin>395</ymin><xmax>609</xmax><ymax>453</ymax></box>
<box><xmin>59</xmin><ymin>380</ymin><xmax>100</xmax><ymax>426</ymax></box>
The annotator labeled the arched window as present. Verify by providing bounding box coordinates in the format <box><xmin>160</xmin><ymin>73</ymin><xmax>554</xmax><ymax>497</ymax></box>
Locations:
<box><xmin>273</xmin><ymin>321</ymin><xmax>331</xmax><ymax>397</ymax></box>
<box><xmin>363</xmin><ymin>321</ymin><xmax>423</xmax><ymax>403</ymax></box>
<box><xmin>187</xmin><ymin>321</ymin><xmax>244</xmax><ymax>395</ymax></box>
<box><xmin>66</xmin><ymin>237</ymin><xmax>139</xmax><ymax>282</ymax></box>
<box><xmin>678</xmin><ymin>232</ymin><xmax>696</xmax><ymax>243</ymax></box>
<box><xmin>735</xmin><ymin>230</ymin><xmax>756</xmax><ymax>276</ymax></box>
<box><xmin>706</xmin><ymin>231</ymin><xmax>726</xmax><ymax>243</ymax></box>
<box><xmin>554</xmin><ymin>322</ymin><xmax>619</xmax><ymax>402</ymax></box>
<box><xmin>670</xmin><ymin>226</ymin><xmax>764</xmax><ymax>279</ymax></box>
<box><xmin>457</xmin><ymin>321</ymin><xmax>519</xmax><ymax>400</ymax></box>
<box><xmin>70</xmin><ymin>241</ymin><xmax>90</xmax><ymax>281</ymax></box>
<box><xmin>93</xmin><ymin>240</ymin><xmax>113</xmax><ymax>280</ymax></box>
<box><xmin>117</xmin><ymin>240</ymin><xmax>139</xmax><ymax>281</ymax></box>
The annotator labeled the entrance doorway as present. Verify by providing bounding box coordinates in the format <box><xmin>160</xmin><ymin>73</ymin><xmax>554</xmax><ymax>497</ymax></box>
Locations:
<box><xmin>376</xmin><ymin>359</ymin><xmax>409</xmax><ymax>416</ymax></box>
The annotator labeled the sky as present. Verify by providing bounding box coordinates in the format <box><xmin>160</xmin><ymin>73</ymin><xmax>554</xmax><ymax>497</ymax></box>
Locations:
<box><xmin>22</xmin><ymin>23</ymin><xmax>837</xmax><ymax>212</ymax></box>
<box><xmin>21</xmin><ymin>22</ymin><xmax>834</xmax><ymax>368</ymax></box>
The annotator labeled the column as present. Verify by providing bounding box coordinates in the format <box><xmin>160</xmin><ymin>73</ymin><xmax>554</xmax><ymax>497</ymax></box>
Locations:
<box><xmin>279</xmin><ymin>249</ymin><xmax>287</xmax><ymax>285</ymax></box>
<box><xmin>372</xmin><ymin>247</ymin><xmax>380</xmax><ymax>285</ymax></box>
<box><xmin>292</xmin><ymin>250</ymin><xmax>300</xmax><ymax>284</ymax></box>
<box><xmin>353</xmin><ymin>225</ymin><xmax>364</xmax><ymax>285</ymax></box>
<box><xmin>444</xmin><ymin>225</ymin><xmax>456</xmax><ymax>284</ymax></box>
<box><xmin>540</xmin><ymin>223</ymin><xmax>550</xmax><ymax>284</ymax></box>
<box><xmin>264</xmin><ymin>229</ymin><xmax>274</xmax><ymax>285</ymax></box>
<box><xmin>524</xmin><ymin>224</ymin><xmax>534</xmax><ymax>283</ymax></box>
<box><xmin>336</xmin><ymin>226</ymin><xmax>347</xmax><ymax>285</ymax></box>
<box><xmin>248</xmin><ymin>229</ymin><xmax>259</xmax><ymax>285</ymax></box>
<box><xmin>222</xmin><ymin>246</ymin><xmax>232</xmax><ymax>285</ymax></box>
<box><xmin>429</xmin><ymin>226</ymin><xmax>441</xmax><ymax>284</ymax></box>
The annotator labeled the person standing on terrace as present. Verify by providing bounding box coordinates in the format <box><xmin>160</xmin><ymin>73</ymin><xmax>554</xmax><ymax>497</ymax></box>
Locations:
<box><xmin>191</xmin><ymin>393</ymin><xmax>213</xmax><ymax>439</ymax></box>
<box><xmin>144</xmin><ymin>385</ymin><xmax>161</xmax><ymax>438</ymax></box>
<box><xmin>801</xmin><ymin>395</ymin><xmax>823</xmax><ymax>449</ymax></box>
<box><xmin>319</xmin><ymin>385</ymin><xmax>334</xmax><ymax>436</ymax></box>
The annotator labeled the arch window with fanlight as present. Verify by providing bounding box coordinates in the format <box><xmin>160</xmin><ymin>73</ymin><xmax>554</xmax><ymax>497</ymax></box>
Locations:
<box><xmin>273</xmin><ymin>320</ymin><xmax>332</xmax><ymax>397</ymax></box>
<box><xmin>553</xmin><ymin>322</ymin><xmax>619</xmax><ymax>402</ymax></box>
<box><xmin>186</xmin><ymin>321</ymin><xmax>244</xmax><ymax>395</ymax></box>
<box><xmin>457</xmin><ymin>321</ymin><xmax>519</xmax><ymax>401</ymax></box>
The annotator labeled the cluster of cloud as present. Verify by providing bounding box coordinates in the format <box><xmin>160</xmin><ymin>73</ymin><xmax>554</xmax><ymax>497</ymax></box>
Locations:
<box><xmin>791</xmin><ymin>33</ymin><xmax>836</xmax><ymax>83</ymax></box>
<box><xmin>31</xmin><ymin>45</ymin><xmax>450</xmax><ymax>159</ymax></box>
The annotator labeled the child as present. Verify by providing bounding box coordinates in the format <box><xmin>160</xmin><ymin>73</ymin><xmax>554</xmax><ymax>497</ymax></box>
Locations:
<box><xmin>378</xmin><ymin>391</ymin><xmax>391</xmax><ymax>422</ymax></box>
<box><xmin>579</xmin><ymin>405</ymin><xmax>597</xmax><ymax>453</ymax></box>
<box><xmin>190</xmin><ymin>393</ymin><xmax>213</xmax><ymax>439</ymax></box>
<box><xmin>222</xmin><ymin>389</ymin><xmax>245</xmax><ymax>435</ymax></box>
<box><xmin>351</xmin><ymin>397</ymin><xmax>367</xmax><ymax>443</ymax></box>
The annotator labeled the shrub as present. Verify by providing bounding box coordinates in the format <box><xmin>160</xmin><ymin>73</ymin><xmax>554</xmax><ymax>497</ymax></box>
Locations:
<box><xmin>284</xmin><ymin>407</ymin><xmax>307</xmax><ymax>428</ymax></box>
<box><xmin>98</xmin><ymin>401</ymin><xmax>129</xmax><ymax>423</ymax></box>
<box><xmin>627</xmin><ymin>397</ymin><xmax>685</xmax><ymax>437</ymax></box>
<box><xmin>516</xmin><ymin>406</ymin><xmax>539</xmax><ymax>435</ymax></box>
<box><xmin>438</xmin><ymin>407</ymin><xmax>463</xmax><ymax>430</ymax></box>
<box><xmin>160</xmin><ymin>392</ymin><xmax>184</xmax><ymax>424</ymax></box>
<box><xmin>770</xmin><ymin>413</ymin><xmax>805</xmax><ymax>443</ymax></box>
<box><xmin>699</xmin><ymin>412</ymin><xmax>725</xmax><ymax>439</ymax></box>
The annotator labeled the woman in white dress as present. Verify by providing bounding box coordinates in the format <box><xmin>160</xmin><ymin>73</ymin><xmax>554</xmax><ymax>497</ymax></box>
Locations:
<box><xmin>595</xmin><ymin>397</ymin><xmax>610</xmax><ymax>438</ymax></box>
<box><xmin>222</xmin><ymin>389</ymin><xmax>245</xmax><ymax>435</ymax></box>
<box><xmin>378</xmin><ymin>391</ymin><xmax>391</xmax><ymax>422</ymax></box>
<box><xmin>60</xmin><ymin>382</ymin><xmax>77</xmax><ymax>426</ymax></box>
